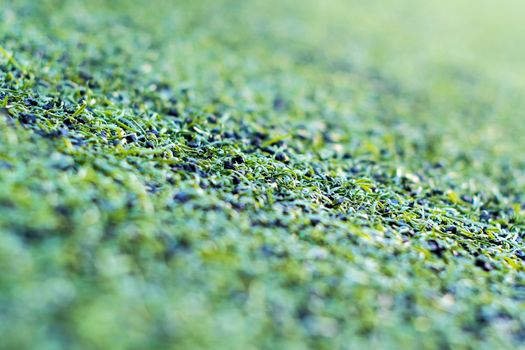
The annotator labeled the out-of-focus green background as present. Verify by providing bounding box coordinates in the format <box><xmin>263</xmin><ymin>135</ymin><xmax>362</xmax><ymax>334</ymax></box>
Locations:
<box><xmin>7</xmin><ymin>0</ymin><xmax>524</xmax><ymax>157</ymax></box>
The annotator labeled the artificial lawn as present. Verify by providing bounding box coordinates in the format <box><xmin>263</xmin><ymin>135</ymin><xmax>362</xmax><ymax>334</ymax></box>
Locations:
<box><xmin>1</xmin><ymin>0</ymin><xmax>525</xmax><ymax>349</ymax></box>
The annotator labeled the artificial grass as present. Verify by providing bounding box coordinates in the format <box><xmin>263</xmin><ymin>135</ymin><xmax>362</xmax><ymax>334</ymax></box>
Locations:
<box><xmin>1</xmin><ymin>0</ymin><xmax>525</xmax><ymax>349</ymax></box>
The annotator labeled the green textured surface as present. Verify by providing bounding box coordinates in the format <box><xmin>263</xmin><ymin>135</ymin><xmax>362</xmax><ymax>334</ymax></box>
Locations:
<box><xmin>1</xmin><ymin>0</ymin><xmax>525</xmax><ymax>349</ymax></box>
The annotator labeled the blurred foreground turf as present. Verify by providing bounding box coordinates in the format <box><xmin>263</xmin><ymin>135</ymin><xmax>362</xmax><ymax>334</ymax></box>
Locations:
<box><xmin>1</xmin><ymin>0</ymin><xmax>525</xmax><ymax>348</ymax></box>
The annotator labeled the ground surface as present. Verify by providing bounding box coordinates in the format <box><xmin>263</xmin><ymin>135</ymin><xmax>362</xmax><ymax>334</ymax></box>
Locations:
<box><xmin>1</xmin><ymin>0</ymin><xmax>525</xmax><ymax>349</ymax></box>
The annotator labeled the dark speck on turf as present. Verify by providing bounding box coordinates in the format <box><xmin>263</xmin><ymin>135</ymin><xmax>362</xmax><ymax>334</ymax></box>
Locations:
<box><xmin>0</xmin><ymin>160</ymin><xmax>13</xmax><ymax>169</ymax></box>
<box><xmin>516</xmin><ymin>250</ymin><xmax>525</xmax><ymax>261</ymax></box>
<box><xmin>480</xmin><ymin>210</ymin><xmax>491</xmax><ymax>222</ymax></box>
<box><xmin>126</xmin><ymin>133</ymin><xmax>138</xmax><ymax>143</ymax></box>
<box><xmin>475</xmin><ymin>258</ymin><xmax>494</xmax><ymax>272</ymax></box>
<box><xmin>25</xmin><ymin>98</ymin><xmax>39</xmax><ymax>107</ymax></box>
<box><xmin>444</xmin><ymin>226</ymin><xmax>458</xmax><ymax>234</ymax></box>
<box><xmin>0</xmin><ymin>108</ymin><xmax>11</xmax><ymax>118</ymax></box>
<box><xmin>428</xmin><ymin>239</ymin><xmax>446</xmax><ymax>257</ymax></box>
<box><xmin>232</xmin><ymin>155</ymin><xmax>244</xmax><ymax>164</ymax></box>
<box><xmin>273</xmin><ymin>96</ymin><xmax>286</xmax><ymax>110</ymax></box>
<box><xmin>276</xmin><ymin>152</ymin><xmax>288</xmax><ymax>162</ymax></box>
<box><xmin>52</xmin><ymin>128</ymin><xmax>68</xmax><ymax>138</ymax></box>
<box><xmin>174</xmin><ymin>192</ymin><xmax>192</xmax><ymax>203</ymax></box>
<box><xmin>310</xmin><ymin>217</ymin><xmax>321</xmax><ymax>226</ymax></box>
<box><xmin>167</xmin><ymin>108</ymin><xmax>179</xmax><ymax>117</ymax></box>
<box><xmin>224</xmin><ymin>161</ymin><xmax>235</xmax><ymax>170</ymax></box>
<box><xmin>42</xmin><ymin>101</ymin><xmax>54</xmax><ymax>110</ymax></box>
<box><xmin>207</xmin><ymin>114</ymin><xmax>218</xmax><ymax>123</ymax></box>
<box><xmin>20</xmin><ymin>113</ymin><xmax>36</xmax><ymax>124</ymax></box>
<box><xmin>260</xmin><ymin>244</ymin><xmax>275</xmax><ymax>257</ymax></box>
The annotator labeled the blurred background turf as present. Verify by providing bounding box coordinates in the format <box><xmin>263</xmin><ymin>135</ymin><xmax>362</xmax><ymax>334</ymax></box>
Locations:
<box><xmin>5</xmin><ymin>0</ymin><xmax>524</xmax><ymax>159</ymax></box>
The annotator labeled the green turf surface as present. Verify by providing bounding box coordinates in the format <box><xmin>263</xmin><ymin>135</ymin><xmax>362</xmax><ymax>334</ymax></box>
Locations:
<box><xmin>1</xmin><ymin>0</ymin><xmax>525</xmax><ymax>348</ymax></box>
